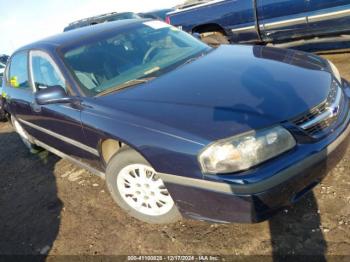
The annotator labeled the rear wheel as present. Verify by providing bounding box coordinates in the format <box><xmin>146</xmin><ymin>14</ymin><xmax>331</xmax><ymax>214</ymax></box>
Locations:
<box><xmin>106</xmin><ymin>147</ymin><xmax>181</xmax><ymax>224</ymax></box>
<box><xmin>11</xmin><ymin>116</ymin><xmax>41</xmax><ymax>153</ymax></box>
<box><xmin>200</xmin><ymin>32</ymin><xmax>229</xmax><ymax>47</ymax></box>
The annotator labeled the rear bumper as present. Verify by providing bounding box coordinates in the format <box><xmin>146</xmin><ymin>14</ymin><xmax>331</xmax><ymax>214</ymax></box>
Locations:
<box><xmin>161</xmin><ymin>90</ymin><xmax>350</xmax><ymax>223</ymax></box>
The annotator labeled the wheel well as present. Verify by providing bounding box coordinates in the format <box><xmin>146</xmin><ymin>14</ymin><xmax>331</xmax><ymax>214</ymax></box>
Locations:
<box><xmin>101</xmin><ymin>139</ymin><xmax>123</xmax><ymax>164</ymax></box>
<box><xmin>192</xmin><ymin>23</ymin><xmax>227</xmax><ymax>36</ymax></box>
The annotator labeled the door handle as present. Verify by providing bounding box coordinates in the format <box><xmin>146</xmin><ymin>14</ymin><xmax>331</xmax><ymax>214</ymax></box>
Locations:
<box><xmin>31</xmin><ymin>102</ymin><xmax>42</xmax><ymax>113</ymax></box>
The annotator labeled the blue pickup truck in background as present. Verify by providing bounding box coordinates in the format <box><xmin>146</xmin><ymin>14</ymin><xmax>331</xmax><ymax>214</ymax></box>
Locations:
<box><xmin>166</xmin><ymin>0</ymin><xmax>350</xmax><ymax>47</ymax></box>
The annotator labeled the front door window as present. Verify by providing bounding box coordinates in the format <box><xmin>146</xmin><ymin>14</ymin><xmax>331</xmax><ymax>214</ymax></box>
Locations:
<box><xmin>30</xmin><ymin>51</ymin><xmax>66</xmax><ymax>92</ymax></box>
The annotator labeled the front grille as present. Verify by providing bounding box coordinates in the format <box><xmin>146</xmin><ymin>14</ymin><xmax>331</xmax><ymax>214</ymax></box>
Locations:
<box><xmin>292</xmin><ymin>80</ymin><xmax>343</xmax><ymax>137</ymax></box>
<box><xmin>293</xmin><ymin>102</ymin><xmax>327</xmax><ymax>127</ymax></box>
<box><xmin>303</xmin><ymin>117</ymin><xmax>335</xmax><ymax>136</ymax></box>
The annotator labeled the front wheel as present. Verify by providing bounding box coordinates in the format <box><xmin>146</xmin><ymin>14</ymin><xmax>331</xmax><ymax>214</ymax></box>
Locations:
<box><xmin>106</xmin><ymin>147</ymin><xmax>182</xmax><ymax>224</ymax></box>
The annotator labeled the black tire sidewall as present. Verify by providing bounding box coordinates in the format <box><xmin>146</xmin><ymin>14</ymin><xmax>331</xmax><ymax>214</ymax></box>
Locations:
<box><xmin>106</xmin><ymin>147</ymin><xmax>181</xmax><ymax>224</ymax></box>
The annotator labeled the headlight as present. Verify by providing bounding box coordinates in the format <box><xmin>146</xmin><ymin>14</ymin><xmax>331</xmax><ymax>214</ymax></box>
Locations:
<box><xmin>328</xmin><ymin>60</ymin><xmax>342</xmax><ymax>84</ymax></box>
<box><xmin>198</xmin><ymin>126</ymin><xmax>296</xmax><ymax>174</ymax></box>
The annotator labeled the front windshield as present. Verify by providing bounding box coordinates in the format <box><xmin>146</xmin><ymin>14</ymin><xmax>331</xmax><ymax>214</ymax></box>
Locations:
<box><xmin>63</xmin><ymin>21</ymin><xmax>210</xmax><ymax>96</ymax></box>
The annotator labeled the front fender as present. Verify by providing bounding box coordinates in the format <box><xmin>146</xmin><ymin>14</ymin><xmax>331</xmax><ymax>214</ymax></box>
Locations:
<box><xmin>81</xmin><ymin>103</ymin><xmax>207</xmax><ymax>179</ymax></box>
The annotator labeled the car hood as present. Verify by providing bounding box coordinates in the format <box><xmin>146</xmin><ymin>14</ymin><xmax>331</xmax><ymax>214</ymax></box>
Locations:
<box><xmin>98</xmin><ymin>45</ymin><xmax>332</xmax><ymax>142</ymax></box>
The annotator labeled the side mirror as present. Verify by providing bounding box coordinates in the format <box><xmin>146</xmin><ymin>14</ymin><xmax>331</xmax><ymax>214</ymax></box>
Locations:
<box><xmin>35</xmin><ymin>86</ymin><xmax>73</xmax><ymax>105</ymax></box>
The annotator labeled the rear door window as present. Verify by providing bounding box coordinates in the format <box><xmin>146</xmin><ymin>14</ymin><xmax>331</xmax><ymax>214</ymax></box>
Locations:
<box><xmin>9</xmin><ymin>52</ymin><xmax>30</xmax><ymax>89</ymax></box>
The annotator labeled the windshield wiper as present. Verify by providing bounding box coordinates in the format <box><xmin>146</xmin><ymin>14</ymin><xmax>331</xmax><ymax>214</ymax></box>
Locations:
<box><xmin>97</xmin><ymin>77</ymin><xmax>155</xmax><ymax>96</ymax></box>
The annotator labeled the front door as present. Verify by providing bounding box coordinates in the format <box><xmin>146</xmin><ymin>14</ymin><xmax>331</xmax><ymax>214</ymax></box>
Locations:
<box><xmin>15</xmin><ymin>50</ymin><xmax>98</xmax><ymax>161</ymax></box>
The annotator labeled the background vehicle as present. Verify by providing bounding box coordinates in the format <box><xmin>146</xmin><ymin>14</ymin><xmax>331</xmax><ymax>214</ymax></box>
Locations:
<box><xmin>176</xmin><ymin>0</ymin><xmax>211</xmax><ymax>9</ymax></box>
<box><xmin>166</xmin><ymin>0</ymin><xmax>350</xmax><ymax>47</ymax></box>
<box><xmin>138</xmin><ymin>1</ymin><xmax>209</xmax><ymax>21</ymax></box>
<box><xmin>0</xmin><ymin>62</ymin><xmax>6</xmax><ymax>120</ymax></box>
<box><xmin>139</xmin><ymin>8</ymin><xmax>176</xmax><ymax>21</ymax></box>
<box><xmin>0</xmin><ymin>54</ymin><xmax>9</xmax><ymax>65</ymax></box>
<box><xmin>0</xmin><ymin>61</ymin><xmax>5</xmax><ymax>90</ymax></box>
<box><xmin>0</xmin><ymin>62</ymin><xmax>5</xmax><ymax>81</ymax></box>
<box><xmin>3</xmin><ymin>20</ymin><xmax>350</xmax><ymax>224</ymax></box>
<box><xmin>63</xmin><ymin>12</ymin><xmax>141</xmax><ymax>31</ymax></box>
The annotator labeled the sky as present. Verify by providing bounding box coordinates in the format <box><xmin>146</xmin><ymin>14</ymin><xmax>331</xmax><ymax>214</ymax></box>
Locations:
<box><xmin>0</xmin><ymin>0</ymin><xmax>185</xmax><ymax>55</ymax></box>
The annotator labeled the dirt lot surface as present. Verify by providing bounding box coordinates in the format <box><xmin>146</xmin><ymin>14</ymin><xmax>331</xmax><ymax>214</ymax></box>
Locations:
<box><xmin>0</xmin><ymin>53</ymin><xmax>350</xmax><ymax>260</ymax></box>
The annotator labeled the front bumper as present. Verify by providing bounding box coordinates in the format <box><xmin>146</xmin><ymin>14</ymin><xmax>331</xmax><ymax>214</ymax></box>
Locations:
<box><xmin>160</xmin><ymin>83</ymin><xmax>350</xmax><ymax>223</ymax></box>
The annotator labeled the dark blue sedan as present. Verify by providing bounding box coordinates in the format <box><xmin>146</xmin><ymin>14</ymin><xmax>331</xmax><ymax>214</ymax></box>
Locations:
<box><xmin>2</xmin><ymin>19</ymin><xmax>350</xmax><ymax>224</ymax></box>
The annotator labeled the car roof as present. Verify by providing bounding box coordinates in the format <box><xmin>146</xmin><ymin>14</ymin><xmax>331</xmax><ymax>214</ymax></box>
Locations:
<box><xmin>0</xmin><ymin>55</ymin><xmax>9</xmax><ymax>64</ymax></box>
<box><xmin>15</xmin><ymin>19</ymin><xmax>147</xmax><ymax>54</ymax></box>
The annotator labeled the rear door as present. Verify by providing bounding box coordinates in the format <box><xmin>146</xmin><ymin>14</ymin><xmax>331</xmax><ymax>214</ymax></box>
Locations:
<box><xmin>307</xmin><ymin>0</ymin><xmax>350</xmax><ymax>37</ymax></box>
<box><xmin>5</xmin><ymin>51</ymin><xmax>34</xmax><ymax>121</ymax></box>
<box><xmin>257</xmin><ymin>0</ymin><xmax>309</xmax><ymax>42</ymax></box>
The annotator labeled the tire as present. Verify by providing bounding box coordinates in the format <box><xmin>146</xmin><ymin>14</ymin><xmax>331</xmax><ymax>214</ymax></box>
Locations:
<box><xmin>106</xmin><ymin>146</ymin><xmax>182</xmax><ymax>224</ymax></box>
<box><xmin>200</xmin><ymin>32</ymin><xmax>229</xmax><ymax>47</ymax></box>
<box><xmin>11</xmin><ymin>116</ymin><xmax>42</xmax><ymax>154</ymax></box>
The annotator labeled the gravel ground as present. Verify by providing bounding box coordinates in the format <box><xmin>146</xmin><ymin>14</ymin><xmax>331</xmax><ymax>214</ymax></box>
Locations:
<box><xmin>0</xmin><ymin>53</ymin><xmax>349</xmax><ymax>260</ymax></box>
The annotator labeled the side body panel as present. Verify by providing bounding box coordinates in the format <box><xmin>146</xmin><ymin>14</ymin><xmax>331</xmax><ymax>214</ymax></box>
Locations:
<box><xmin>307</xmin><ymin>0</ymin><xmax>350</xmax><ymax>37</ymax></box>
<box><xmin>257</xmin><ymin>0</ymin><xmax>309</xmax><ymax>43</ymax></box>
<box><xmin>6</xmin><ymin>86</ymin><xmax>34</xmax><ymax>123</ymax></box>
<box><xmin>168</xmin><ymin>0</ymin><xmax>260</xmax><ymax>43</ymax></box>
<box><xmin>24</xmin><ymin>103</ymin><xmax>96</xmax><ymax>162</ymax></box>
<box><xmin>169</xmin><ymin>0</ymin><xmax>350</xmax><ymax>44</ymax></box>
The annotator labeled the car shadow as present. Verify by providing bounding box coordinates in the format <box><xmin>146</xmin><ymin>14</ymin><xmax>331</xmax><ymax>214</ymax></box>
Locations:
<box><xmin>269</xmin><ymin>192</ymin><xmax>327</xmax><ymax>261</ymax></box>
<box><xmin>0</xmin><ymin>128</ymin><xmax>62</xmax><ymax>259</ymax></box>
<box><xmin>268</xmin><ymin>139</ymin><xmax>349</xmax><ymax>261</ymax></box>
